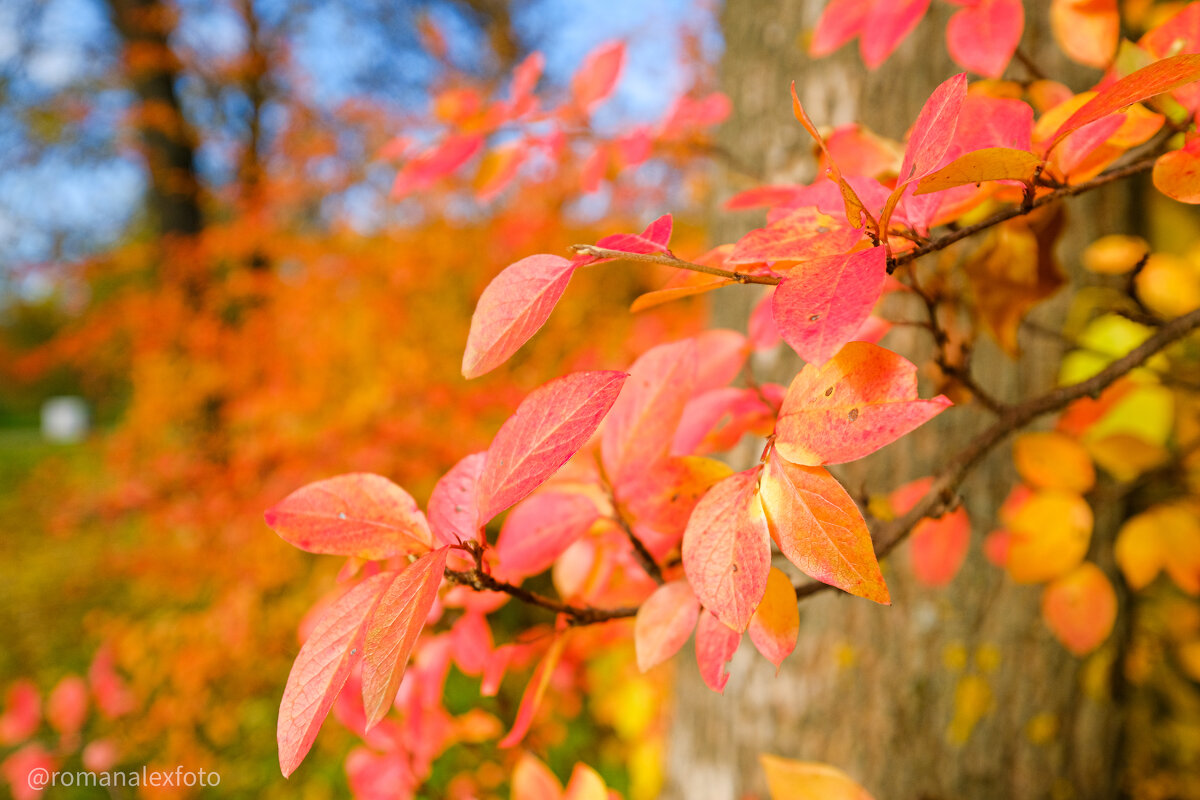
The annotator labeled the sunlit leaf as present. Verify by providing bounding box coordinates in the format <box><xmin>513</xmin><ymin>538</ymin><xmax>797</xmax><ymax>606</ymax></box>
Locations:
<box><xmin>1006</xmin><ymin>489</ymin><xmax>1093</xmax><ymax>584</ymax></box>
<box><xmin>748</xmin><ymin>567</ymin><xmax>801</xmax><ymax>670</ymax></box>
<box><xmin>760</xmin><ymin>754</ymin><xmax>876</xmax><ymax>800</ymax></box>
<box><xmin>1013</xmin><ymin>432</ymin><xmax>1096</xmax><ymax>493</ymax></box>
<box><xmin>914</xmin><ymin>147</ymin><xmax>1041</xmax><ymax>195</ymax></box>
<box><xmin>427</xmin><ymin>452</ymin><xmax>485</xmax><ymax>547</ymax></box>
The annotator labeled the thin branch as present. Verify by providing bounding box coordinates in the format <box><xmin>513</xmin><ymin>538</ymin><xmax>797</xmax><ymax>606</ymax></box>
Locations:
<box><xmin>444</xmin><ymin>566</ymin><xmax>638</xmax><ymax>625</ymax></box>
<box><xmin>568</xmin><ymin>244</ymin><xmax>782</xmax><ymax>285</ymax></box>
<box><xmin>596</xmin><ymin>456</ymin><xmax>666</xmax><ymax>584</ymax></box>
<box><xmin>794</xmin><ymin>305</ymin><xmax>1200</xmax><ymax>600</ymax></box>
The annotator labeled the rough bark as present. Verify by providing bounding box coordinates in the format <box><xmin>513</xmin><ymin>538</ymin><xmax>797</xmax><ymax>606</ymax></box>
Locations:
<box><xmin>665</xmin><ymin>4</ymin><xmax>1131</xmax><ymax>799</ymax></box>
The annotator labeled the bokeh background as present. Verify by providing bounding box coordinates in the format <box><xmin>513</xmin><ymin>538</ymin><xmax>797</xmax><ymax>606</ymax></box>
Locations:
<box><xmin>0</xmin><ymin>1</ymin><xmax>723</xmax><ymax>797</ymax></box>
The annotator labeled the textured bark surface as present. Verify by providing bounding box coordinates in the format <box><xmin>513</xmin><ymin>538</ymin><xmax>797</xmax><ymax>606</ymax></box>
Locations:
<box><xmin>664</xmin><ymin>4</ymin><xmax>1131</xmax><ymax>799</ymax></box>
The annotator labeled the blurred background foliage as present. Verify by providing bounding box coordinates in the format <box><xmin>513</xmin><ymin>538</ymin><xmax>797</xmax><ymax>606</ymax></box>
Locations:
<box><xmin>0</xmin><ymin>0</ymin><xmax>721</xmax><ymax>796</ymax></box>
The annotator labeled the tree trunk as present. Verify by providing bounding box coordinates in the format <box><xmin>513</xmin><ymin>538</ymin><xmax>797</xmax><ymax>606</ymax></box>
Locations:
<box><xmin>665</xmin><ymin>4</ymin><xmax>1132</xmax><ymax>799</ymax></box>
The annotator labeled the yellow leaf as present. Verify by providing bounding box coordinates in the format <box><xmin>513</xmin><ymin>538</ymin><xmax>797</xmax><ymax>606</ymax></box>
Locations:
<box><xmin>1007</xmin><ymin>489</ymin><xmax>1093</xmax><ymax>584</ymax></box>
<box><xmin>1115</xmin><ymin>510</ymin><xmax>1164</xmax><ymax>590</ymax></box>
<box><xmin>760</xmin><ymin>755</ymin><xmax>876</xmax><ymax>800</ymax></box>
<box><xmin>748</xmin><ymin>567</ymin><xmax>801</xmax><ymax>671</ymax></box>
<box><xmin>1013</xmin><ymin>431</ymin><xmax>1096</xmax><ymax>493</ymax></box>
<box><xmin>1136</xmin><ymin>252</ymin><xmax>1200</xmax><ymax>317</ymax></box>
<box><xmin>1084</xmin><ymin>433</ymin><xmax>1169</xmax><ymax>482</ymax></box>
<box><xmin>914</xmin><ymin>148</ymin><xmax>1042</xmax><ymax>195</ymax></box>
<box><xmin>1081</xmin><ymin>235</ymin><xmax>1149</xmax><ymax>275</ymax></box>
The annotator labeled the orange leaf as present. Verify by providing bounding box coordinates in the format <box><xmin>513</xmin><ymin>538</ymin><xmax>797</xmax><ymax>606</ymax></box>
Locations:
<box><xmin>499</xmin><ymin>633</ymin><xmax>568</xmax><ymax>748</ymax></box>
<box><xmin>682</xmin><ymin>470</ymin><xmax>772</xmax><ymax>631</ymax></box>
<box><xmin>760</xmin><ymin>754</ymin><xmax>877</xmax><ymax>800</ymax></box>
<box><xmin>759</xmin><ymin>453</ymin><xmax>889</xmax><ymax>604</ymax></box>
<box><xmin>1006</xmin><ymin>489</ymin><xmax>1093</xmax><ymax>584</ymax></box>
<box><xmin>265</xmin><ymin>473</ymin><xmax>433</xmax><ymax>560</ymax></box>
<box><xmin>511</xmin><ymin>752</ymin><xmax>562</xmax><ymax>799</ymax></box>
<box><xmin>1041</xmin><ymin>562</ymin><xmax>1117</xmax><ymax>656</ymax></box>
<box><xmin>571</xmin><ymin>41</ymin><xmax>625</xmax><ymax>113</ymax></box>
<box><xmin>748</xmin><ymin>567</ymin><xmax>801</xmax><ymax>670</ymax></box>
<box><xmin>1013</xmin><ymin>431</ymin><xmax>1096</xmax><ymax>493</ymax></box>
<box><xmin>1050</xmin><ymin>0</ymin><xmax>1118</xmax><ymax>69</ymax></box>
<box><xmin>775</xmin><ymin>342</ymin><xmax>951</xmax><ymax>466</ymax></box>
<box><xmin>361</xmin><ymin>547</ymin><xmax>449</xmax><ymax>728</ymax></box>
<box><xmin>1153</xmin><ymin>137</ymin><xmax>1200</xmax><ymax>204</ymax></box>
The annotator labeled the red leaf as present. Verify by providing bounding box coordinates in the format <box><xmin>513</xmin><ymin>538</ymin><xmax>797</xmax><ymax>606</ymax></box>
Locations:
<box><xmin>499</xmin><ymin>634</ymin><xmax>567</xmax><ymax>748</ymax></box>
<box><xmin>571</xmin><ymin>40</ymin><xmax>625</xmax><ymax>113</ymax></box>
<box><xmin>900</xmin><ymin>73</ymin><xmax>968</xmax><ymax>183</ymax></box>
<box><xmin>361</xmin><ymin>548</ymin><xmax>449</xmax><ymax>728</ymax></box>
<box><xmin>602</xmin><ymin>339</ymin><xmax>697</xmax><ymax>488</ymax></box>
<box><xmin>1140</xmin><ymin>4</ymin><xmax>1200</xmax><ymax>114</ymax></box>
<box><xmin>635</xmin><ymin>580</ymin><xmax>701</xmax><ymax>672</ymax></box>
<box><xmin>909</xmin><ymin>509</ymin><xmax>971</xmax><ymax>586</ymax></box>
<box><xmin>494</xmin><ymin>492</ymin><xmax>599</xmax><ymax>579</ymax></box>
<box><xmin>695</xmin><ymin>608</ymin><xmax>741</xmax><ymax>693</ymax></box>
<box><xmin>682</xmin><ymin>470</ymin><xmax>772</xmax><ymax>631</ymax></box>
<box><xmin>1050</xmin><ymin>54</ymin><xmax>1200</xmax><ymax>149</ymax></box>
<box><xmin>478</xmin><ymin>371</ymin><xmax>627</xmax><ymax>522</ymax></box>
<box><xmin>462</xmin><ymin>254</ymin><xmax>578</xmax><ymax>379</ymax></box>
<box><xmin>759</xmin><ymin>453</ymin><xmax>890</xmax><ymax>604</ymax></box>
<box><xmin>775</xmin><ymin>342</ymin><xmax>951</xmax><ymax>465</ymax></box>
<box><xmin>773</xmin><ymin>247</ymin><xmax>887</xmax><ymax>366</ymax></box>
<box><xmin>278</xmin><ymin>572</ymin><xmax>392</xmax><ymax>777</ymax></box>
<box><xmin>508</xmin><ymin>51</ymin><xmax>545</xmax><ymax>117</ymax></box>
<box><xmin>728</xmin><ymin>207</ymin><xmax>864</xmax><ymax>265</ymax></box>
<box><xmin>1153</xmin><ymin>137</ymin><xmax>1200</xmax><ymax>203</ymax></box>
<box><xmin>748</xmin><ymin>567</ymin><xmax>801</xmax><ymax>670</ymax></box>
<box><xmin>946</xmin><ymin>0</ymin><xmax>1023</xmax><ymax>78</ymax></box>
<box><xmin>427</xmin><ymin>452</ymin><xmax>486</xmax><ymax>547</ymax></box>
<box><xmin>265</xmin><ymin>473</ymin><xmax>433</xmax><ymax>560</ymax></box>
<box><xmin>0</xmin><ymin>681</ymin><xmax>40</xmax><ymax>746</ymax></box>
<box><xmin>46</xmin><ymin>676</ymin><xmax>87</xmax><ymax>738</ymax></box>
<box><xmin>591</xmin><ymin>214</ymin><xmax>674</xmax><ymax>259</ymax></box>
<box><xmin>1041</xmin><ymin>562</ymin><xmax>1118</xmax><ymax>656</ymax></box>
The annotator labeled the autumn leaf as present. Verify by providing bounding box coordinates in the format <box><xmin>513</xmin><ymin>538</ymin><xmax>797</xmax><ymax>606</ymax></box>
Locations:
<box><xmin>499</xmin><ymin>634</ymin><xmax>567</xmax><ymax>748</ymax></box>
<box><xmin>760</xmin><ymin>754</ymin><xmax>877</xmax><ymax>800</ymax></box>
<box><xmin>571</xmin><ymin>40</ymin><xmax>625</xmax><ymax>113</ymax></box>
<box><xmin>591</xmin><ymin>213</ymin><xmax>673</xmax><ymax>258</ymax></box>
<box><xmin>914</xmin><ymin>147</ymin><xmax>1041</xmax><ymax>195</ymax></box>
<box><xmin>478</xmin><ymin>371</ymin><xmax>628</xmax><ymax>523</ymax></box>
<box><xmin>392</xmin><ymin>133</ymin><xmax>484</xmax><ymax>197</ymax></box>
<box><xmin>635</xmin><ymin>580</ymin><xmax>700</xmax><ymax>672</ymax></box>
<box><xmin>946</xmin><ymin>0</ymin><xmax>1023</xmax><ymax>78</ymax></box>
<box><xmin>562</xmin><ymin>764</ymin><xmax>609</xmax><ymax>800</ymax></box>
<box><xmin>427</xmin><ymin>452</ymin><xmax>485</xmax><ymax>547</ymax></box>
<box><xmin>1050</xmin><ymin>0</ymin><xmax>1118</xmax><ymax>69</ymax></box>
<box><xmin>772</xmin><ymin>247</ymin><xmax>887</xmax><ymax>366</ymax></box>
<box><xmin>790</xmin><ymin>82</ymin><xmax>873</xmax><ymax>229</ymax></box>
<box><xmin>695</xmin><ymin>608</ymin><xmax>741</xmax><ymax>693</ymax></box>
<box><xmin>1013</xmin><ymin>432</ymin><xmax>1096</xmax><ymax>493</ymax></box>
<box><xmin>1041</xmin><ymin>562</ymin><xmax>1117</xmax><ymax>656</ymax></box>
<box><xmin>1116</xmin><ymin>504</ymin><xmax>1200</xmax><ymax>593</ymax></box>
<box><xmin>890</xmin><ymin>477</ymin><xmax>970</xmax><ymax>587</ymax></box>
<box><xmin>511</xmin><ymin>752</ymin><xmax>562</xmax><ymax>799</ymax></box>
<box><xmin>493</xmin><ymin>492</ymin><xmax>599</xmax><ymax>579</ymax></box>
<box><xmin>748</xmin><ymin>567</ymin><xmax>801</xmax><ymax>670</ymax></box>
<box><xmin>1081</xmin><ymin>235</ymin><xmax>1150</xmax><ymax>275</ymax></box>
<box><xmin>265</xmin><ymin>473</ymin><xmax>433</xmax><ymax>560</ymax></box>
<box><xmin>1006</xmin><ymin>489</ymin><xmax>1093</xmax><ymax>584</ymax></box>
<box><xmin>602</xmin><ymin>339</ymin><xmax>697</xmax><ymax>489</ymax></box>
<box><xmin>1153</xmin><ymin>136</ymin><xmax>1200</xmax><ymax>204</ymax></box>
<box><xmin>810</xmin><ymin>0</ymin><xmax>932</xmax><ymax>70</ymax></box>
<box><xmin>277</xmin><ymin>572</ymin><xmax>392</xmax><ymax>777</ymax></box>
<box><xmin>1049</xmin><ymin>54</ymin><xmax>1200</xmax><ymax>149</ymax></box>
<box><xmin>774</xmin><ymin>342</ymin><xmax>951</xmax><ymax>466</ymax></box>
<box><xmin>361</xmin><ymin>547</ymin><xmax>449</xmax><ymax>728</ymax></box>
<box><xmin>462</xmin><ymin>254</ymin><xmax>578</xmax><ymax>379</ymax></box>
<box><xmin>759</xmin><ymin>452</ymin><xmax>890</xmax><ymax>604</ymax></box>
<box><xmin>728</xmin><ymin>207</ymin><xmax>863</xmax><ymax>265</ymax></box>
<box><xmin>682</xmin><ymin>469</ymin><xmax>772</xmax><ymax>631</ymax></box>
<box><xmin>900</xmin><ymin>73</ymin><xmax>968</xmax><ymax>183</ymax></box>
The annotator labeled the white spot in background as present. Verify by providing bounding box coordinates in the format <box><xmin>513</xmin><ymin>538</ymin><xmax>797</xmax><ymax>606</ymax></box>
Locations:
<box><xmin>41</xmin><ymin>396</ymin><xmax>89</xmax><ymax>443</ymax></box>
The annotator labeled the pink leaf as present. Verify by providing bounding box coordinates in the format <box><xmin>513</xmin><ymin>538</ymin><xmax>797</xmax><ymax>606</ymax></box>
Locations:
<box><xmin>391</xmin><ymin>134</ymin><xmax>484</xmax><ymax>197</ymax></box>
<box><xmin>46</xmin><ymin>676</ymin><xmax>87</xmax><ymax>738</ymax></box>
<box><xmin>862</xmin><ymin>0</ymin><xmax>933</xmax><ymax>68</ymax></box>
<box><xmin>694</xmin><ymin>329</ymin><xmax>750</xmax><ymax>392</ymax></box>
<box><xmin>265</xmin><ymin>473</ymin><xmax>433</xmax><ymax>560</ymax></box>
<box><xmin>900</xmin><ymin>73</ymin><xmax>968</xmax><ymax>183</ymax></box>
<box><xmin>635</xmin><ymin>580</ymin><xmax>701</xmax><ymax>672</ymax></box>
<box><xmin>728</xmin><ymin>207</ymin><xmax>863</xmax><ymax>265</ymax></box>
<box><xmin>602</xmin><ymin>340</ymin><xmax>698</xmax><ymax>488</ymax></box>
<box><xmin>462</xmin><ymin>254</ymin><xmax>578</xmax><ymax>379</ymax></box>
<box><xmin>946</xmin><ymin>0</ymin><xmax>1024</xmax><ymax>78</ymax></box>
<box><xmin>0</xmin><ymin>681</ymin><xmax>40</xmax><ymax>746</ymax></box>
<box><xmin>572</xmin><ymin>40</ymin><xmax>625</xmax><ymax>113</ymax></box>
<box><xmin>361</xmin><ymin>548</ymin><xmax>449</xmax><ymax>729</ymax></box>
<box><xmin>499</xmin><ymin>635</ymin><xmax>567</xmax><ymax>748</ymax></box>
<box><xmin>278</xmin><ymin>572</ymin><xmax>392</xmax><ymax>777</ymax></box>
<box><xmin>810</xmin><ymin>0</ymin><xmax>870</xmax><ymax>57</ymax></box>
<box><xmin>427</xmin><ymin>452</ymin><xmax>486</xmax><ymax>547</ymax></box>
<box><xmin>773</xmin><ymin>248</ymin><xmax>888</xmax><ymax>367</ymax></box>
<box><xmin>695</xmin><ymin>608</ymin><xmax>741</xmax><ymax>693</ymax></box>
<box><xmin>775</xmin><ymin>342</ymin><xmax>952</xmax><ymax>465</ymax></box>
<box><xmin>494</xmin><ymin>492</ymin><xmax>599</xmax><ymax>579</ymax></box>
<box><xmin>479</xmin><ymin>371</ymin><xmax>628</xmax><ymax>522</ymax></box>
<box><xmin>593</xmin><ymin>214</ymin><xmax>673</xmax><ymax>256</ymax></box>
<box><xmin>682</xmin><ymin>470</ymin><xmax>772</xmax><ymax>631</ymax></box>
